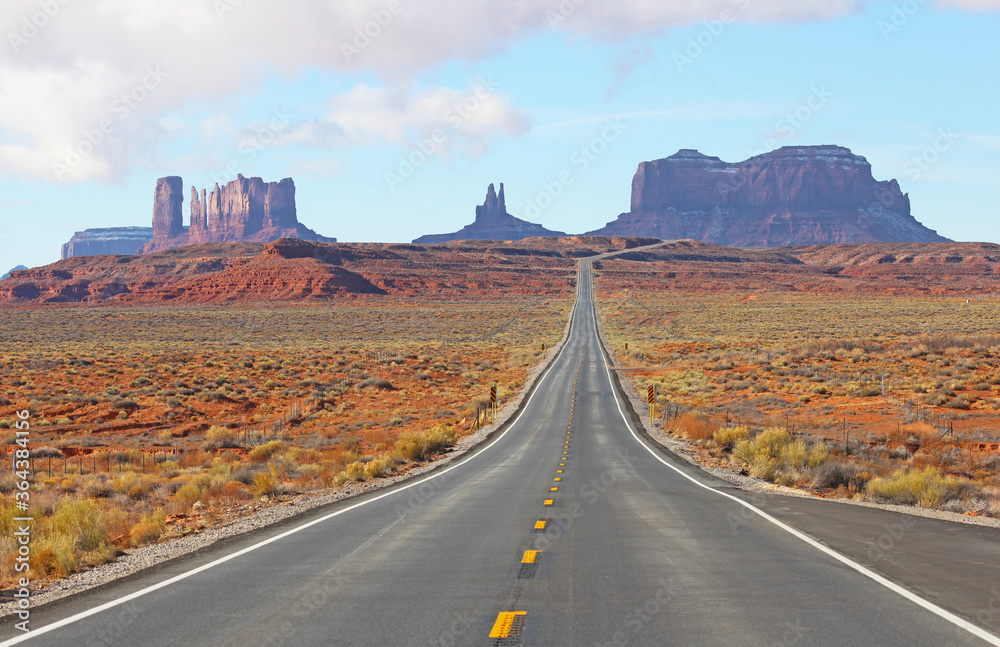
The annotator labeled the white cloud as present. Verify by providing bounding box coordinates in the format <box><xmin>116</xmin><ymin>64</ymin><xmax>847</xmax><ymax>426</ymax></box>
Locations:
<box><xmin>277</xmin><ymin>81</ymin><xmax>530</xmax><ymax>156</ymax></box>
<box><xmin>6</xmin><ymin>0</ymin><xmax>988</xmax><ymax>182</ymax></box>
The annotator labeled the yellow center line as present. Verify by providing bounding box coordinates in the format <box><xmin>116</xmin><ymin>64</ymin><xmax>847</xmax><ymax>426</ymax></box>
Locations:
<box><xmin>550</xmin><ymin>486</ymin><xmax>559</xmax><ymax>492</ymax></box>
<box><xmin>534</xmin><ymin>520</ymin><xmax>547</xmax><ymax>530</ymax></box>
<box><xmin>544</xmin><ymin>499</ymin><xmax>554</xmax><ymax>506</ymax></box>
<box><xmin>554</xmin><ymin>477</ymin><xmax>561</xmax><ymax>481</ymax></box>
<box><xmin>557</xmin><ymin>469</ymin><xmax>563</xmax><ymax>473</ymax></box>
<box><xmin>489</xmin><ymin>612</ymin><xmax>527</xmax><ymax>639</ymax></box>
<box><xmin>522</xmin><ymin>550</ymin><xmax>541</xmax><ymax>564</ymax></box>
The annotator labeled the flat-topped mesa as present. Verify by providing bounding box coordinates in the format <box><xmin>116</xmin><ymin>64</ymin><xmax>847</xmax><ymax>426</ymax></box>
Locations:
<box><xmin>142</xmin><ymin>175</ymin><xmax>334</xmax><ymax>253</ymax></box>
<box><xmin>592</xmin><ymin>145</ymin><xmax>946</xmax><ymax>246</ymax></box>
<box><xmin>413</xmin><ymin>182</ymin><xmax>566</xmax><ymax>244</ymax></box>
<box><xmin>61</xmin><ymin>227</ymin><xmax>155</xmax><ymax>259</ymax></box>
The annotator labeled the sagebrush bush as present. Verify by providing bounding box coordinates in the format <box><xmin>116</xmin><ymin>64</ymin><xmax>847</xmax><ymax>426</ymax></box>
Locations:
<box><xmin>251</xmin><ymin>469</ymin><xmax>282</xmax><ymax>498</ymax></box>
<box><xmin>203</xmin><ymin>425</ymin><xmax>237</xmax><ymax>451</ymax></box>
<box><xmin>733</xmin><ymin>428</ymin><xmax>827</xmax><ymax>483</ymax></box>
<box><xmin>345</xmin><ymin>461</ymin><xmax>367</xmax><ymax>482</ymax></box>
<box><xmin>363</xmin><ymin>454</ymin><xmax>393</xmax><ymax>480</ymax></box>
<box><xmin>129</xmin><ymin>509</ymin><xmax>166</xmax><ymax>546</ymax></box>
<box><xmin>713</xmin><ymin>427</ymin><xmax>748</xmax><ymax>450</ymax></box>
<box><xmin>866</xmin><ymin>468</ymin><xmax>965</xmax><ymax>507</ymax></box>
<box><xmin>393</xmin><ymin>424</ymin><xmax>457</xmax><ymax>462</ymax></box>
<box><xmin>250</xmin><ymin>440</ymin><xmax>283</xmax><ymax>463</ymax></box>
<box><xmin>811</xmin><ymin>461</ymin><xmax>863</xmax><ymax>489</ymax></box>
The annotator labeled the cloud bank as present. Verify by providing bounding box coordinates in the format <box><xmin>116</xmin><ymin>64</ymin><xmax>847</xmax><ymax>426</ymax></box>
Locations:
<box><xmin>0</xmin><ymin>0</ymin><xmax>987</xmax><ymax>182</ymax></box>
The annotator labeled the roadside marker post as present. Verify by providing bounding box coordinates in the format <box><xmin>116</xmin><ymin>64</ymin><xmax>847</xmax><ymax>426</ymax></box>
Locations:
<box><xmin>648</xmin><ymin>385</ymin><xmax>655</xmax><ymax>427</ymax></box>
<box><xmin>490</xmin><ymin>383</ymin><xmax>497</xmax><ymax>423</ymax></box>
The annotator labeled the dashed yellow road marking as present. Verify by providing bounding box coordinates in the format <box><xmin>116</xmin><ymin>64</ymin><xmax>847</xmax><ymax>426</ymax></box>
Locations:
<box><xmin>522</xmin><ymin>550</ymin><xmax>540</xmax><ymax>564</ymax></box>
<box><xmin>534</xmin><ymin>520</ymin><xmax>547</xmax><ymax>530</ymax></box>
<box><xmin>557</xmin><ymin>469</ymin><xmax>563</xmax><ymax>473</ymax></box>
<box><xmin>554</xmin><ymin>477</ymin><xmax>561</xmax><ymax>481</ymax></box>
<box><xmin>489</xmin><ymin>612</ymin><xmax>527</xmax><ymax>639</ymax></box>
<box><xmin>544</xmin><ymin>498</ymin><xmax>554</xmax><ymax>506</ymax></box>
<box><xmin>550</xmin><ymin>486</ymin><xmax>559</xmax><ymax>492</ymax></box>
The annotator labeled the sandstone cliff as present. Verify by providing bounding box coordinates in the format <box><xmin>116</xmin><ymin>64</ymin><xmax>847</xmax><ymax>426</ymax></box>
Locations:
<box><xmin>142</xmin><ymin>175</ymin><xmax>334</xmax><ymax>253</ymax></box>
<box><xmin>414</xmin><ymin>183</ymin><xmax>566</xmax><ymax>244</ymax></box>
<box><xmin>588</xmin><ymin>146</ymin><xmax>949</xmax><ymax>246</ymax></box>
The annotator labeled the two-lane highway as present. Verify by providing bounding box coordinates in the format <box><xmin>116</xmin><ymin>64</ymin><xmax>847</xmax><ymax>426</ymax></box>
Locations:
<box><xmin>3</xmin><ymin>260</ymin><xmax>999</xmax><ymax>646</ymax></box>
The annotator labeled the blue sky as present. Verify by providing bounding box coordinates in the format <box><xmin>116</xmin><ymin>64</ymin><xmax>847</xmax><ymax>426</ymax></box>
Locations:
<box><xmin>0</xmin><ymin>0</ymin><xmax>997</xmax><ymax>270</ymax></box>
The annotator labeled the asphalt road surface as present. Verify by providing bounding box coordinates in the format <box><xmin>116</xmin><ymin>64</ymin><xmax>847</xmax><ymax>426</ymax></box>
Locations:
<box><xmin>2</xmin><ymin>261</ymin><xmax>999</xmax><ymax>646</ymax></box>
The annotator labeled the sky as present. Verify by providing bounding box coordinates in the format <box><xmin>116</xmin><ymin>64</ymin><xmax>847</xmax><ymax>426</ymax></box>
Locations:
<box><xmin>0</xmin><ymin>0</ymin><xmax>997</xmax><ymax>271</ymax></box>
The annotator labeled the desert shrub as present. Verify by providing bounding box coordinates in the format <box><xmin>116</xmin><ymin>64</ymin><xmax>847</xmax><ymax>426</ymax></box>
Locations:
<box><xmin>129</xmin><ymin>509</ymin><xmax>166</xmax><ymax>546</ymax></box>
<box><xmin>202</xmin><ymin>425</ymin><xmax>238</xmax><ymax>451</ymax></box>
<box><xmin>249</xmin><ymin>440</ymin><xmax>283</xmax><ymax>462</ymax></box>
<box><xmin>363</xmin><ymin>454</ymin><xmax>393</xmax><ymax>480</ymax></box>
<box><xmin>251</xmin><ymin>469</ymin><xmax>282</xmax><ymax>498</ymax></box>
<box><xmin>749</xmin><ymin>456</ymin><xmax>778</xmax><ymax>481</ymax></box>
<box><xmin>807</xmin><ymin>443</ymin><xmax>829</xmax><ymax>468</ymax></box>
<box><xmin>779</xmin><ymin>440</ymin><xmax>809</xmax><ymax>470</ymax></box>
<box><xmin>675</xmin><ymin>413</ymin><xmax>714</xmax><ymax>441</ymax></box>
<box><xmin>713</xmin><ymin>427</ymin><xmax>748</xmax><ymax>451</ymax></box>
<box><xmin>811</xmin><ymin>461</ymin><xmax>864</xmax><ymax>489</ymax></box>
<box><xmin>48</xmin><ymin>498</ymin><xmax>108</xmax><ymax>553</ymax></box>
<box><xmin>732</xmin><ymin>428</ymin><xmax>826</xmax><ymax>482</ymax></box>
<box><xmin>393</xmin><ymin>424</ymin><xmax>457</xmax><ymax>462</ymax></box>
<box><xmin>217</xmin><ymin>480</ymin><xmax>252</xmax><ymax>503</ymax></box>
<box><xmin>866</xmin><ymin>468</ymin><xmax>965</xmax><ymax>507</ymax></box>
<box><xmin>173</xmin><ymin>483</ymin><xmax>201</xmax><ymax>510</ymax></box>
<box><xmin>345</xmin><ymin>461</ymin><xmax>367</xmax><ymax>482</ymax></box>
<box><xmin>356</xmin><ymin>378</ymin><xmax>395</xmax><ymax>391</ymax></box>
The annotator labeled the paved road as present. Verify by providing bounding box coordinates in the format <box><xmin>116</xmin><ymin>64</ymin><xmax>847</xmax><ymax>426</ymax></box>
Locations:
<box><xmin>2</xmin><ymin>261</ymin><xmax>999</xmax><ymax>646</ymax></box>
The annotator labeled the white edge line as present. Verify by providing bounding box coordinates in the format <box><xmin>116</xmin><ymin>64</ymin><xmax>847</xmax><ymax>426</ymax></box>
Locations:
<box><xmin>1</xmin><ymin>293</ymin><xmax>583</xmax><ymax>645</ymax></box>
<box><xmin>589</xmin><ymin>269</ymin><xmax>1000</xmax><ymax>647</ymax></box>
